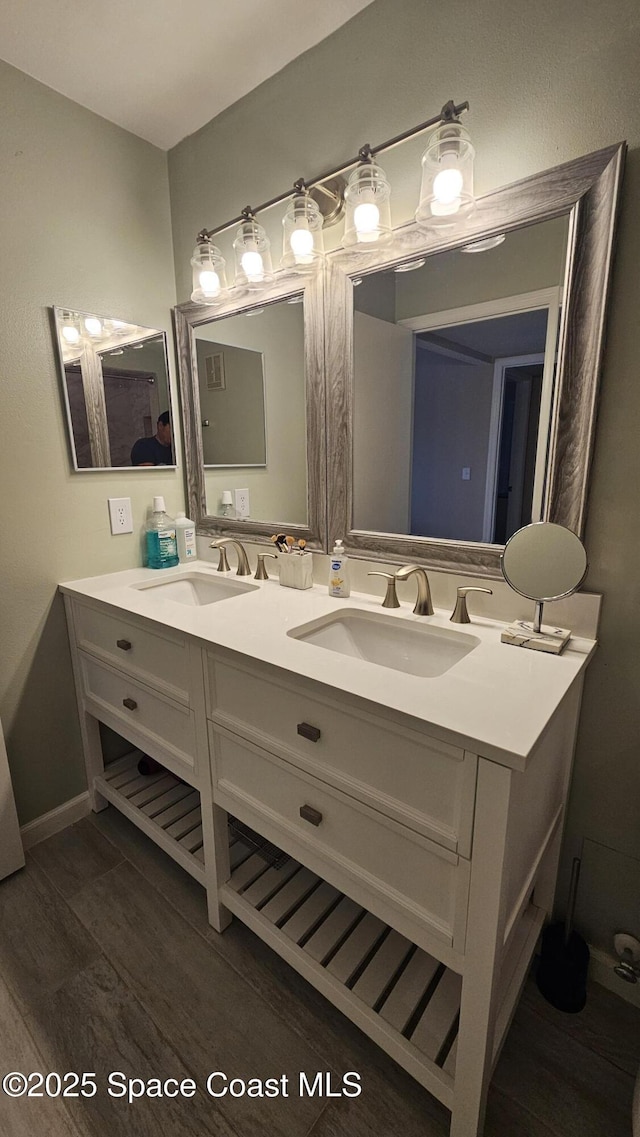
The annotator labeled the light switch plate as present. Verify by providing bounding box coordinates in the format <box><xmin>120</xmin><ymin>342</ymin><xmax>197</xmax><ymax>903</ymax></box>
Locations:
<box><xmin>234</xmin><ymin>488</ymin><xmax>250</xmax><ymax>518</ymax></box>
<box><xmin>108</xmin><ymin>497</ymin><xmax>133</xmax><ymax>534</ymax></box>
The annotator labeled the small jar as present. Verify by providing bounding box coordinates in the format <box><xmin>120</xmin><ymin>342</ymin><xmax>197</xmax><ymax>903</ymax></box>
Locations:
<box><xmin>278</xmin><ymin>553</ymin><xmax>313</xmax><ymax>590</ymax></box>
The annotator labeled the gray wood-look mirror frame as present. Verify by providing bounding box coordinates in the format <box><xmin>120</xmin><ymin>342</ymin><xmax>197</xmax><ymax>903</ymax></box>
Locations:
<box><xmin>325</xmin><ymin>142</ymin><xmax>625</xmax><ymax>577</ymax></box>
<box><xmin>174</xmin><ymin>273</ymin><xmax>326</xmax><ymax>549</ymax></box>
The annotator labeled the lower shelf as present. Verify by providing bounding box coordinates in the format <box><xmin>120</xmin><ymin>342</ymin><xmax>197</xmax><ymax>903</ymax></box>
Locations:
<box><xmin>95</xmin><ymin>751</ymin><xmax>205</xmax><ymax>884</ymax></box>
<box><xmin>220</xmin><ymin>849</ymin><xmax>461</xmax><ymax>1108</ymax></box>
<box><xmin>96</xmin><ymin>751</ymin><xmax>542</xmax><ymax>1113</ymax></box>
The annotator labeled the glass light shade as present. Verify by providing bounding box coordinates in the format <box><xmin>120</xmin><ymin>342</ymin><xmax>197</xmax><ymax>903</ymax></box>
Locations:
<box><xmin>60</xmin><ymin>312</ymin><xmax>81</xmax><ymax>347</ymax></box>
<box><xmin>84</xmin><ymin>316</ymin><xmax>102</xmax><ymax>337</ymax></box>
<box><xmin>233</xmin><ymin>219</ymin><xmax>274</xmax><ymax>291</ymax></box>
<box><xmin>416</xmin><ymin>121</ymin><xmax>475</xmax><ymax>229</ymax></box>
<box><xmin>191</xmin><ymin>239</ymin><xmax>228</xmax><ymax>306</ymax></box>
<box><xmin>281</xmin><ymin>193</ymin><xmax>324</xmax><ymax>273</ymax></box>
<box><xmin>343</xmin><ymin>160</ymin><xmax>392</xmax><ymax>247</ymax></box>
<box><xmin>461</xmin><ymin>233</ymin><xmax>506</xmax><ymax>253</ymax></box>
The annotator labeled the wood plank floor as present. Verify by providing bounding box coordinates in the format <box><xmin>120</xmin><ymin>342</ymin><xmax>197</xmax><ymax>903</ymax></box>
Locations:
<box><xmin>0</xmin><ymin>807</ymin><xmax>637</xmax><ymax>1137</ymax></box>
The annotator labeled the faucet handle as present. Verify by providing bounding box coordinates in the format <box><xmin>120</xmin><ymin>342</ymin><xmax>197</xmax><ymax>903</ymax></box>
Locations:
<box><xmin>255</xmin><ymin>552</ymin><xmax>277</xmax><ymax>580</ymax></box>
<box><xmin>450</xmin><ymin>586</ymin><xmax>493</xmax><ymax>624</ymax></box>
<box><xmin>210</xmin><ymin>541</ymin><xmax>231</xmax><ymax>572</ymax></box>
<box><xmin>367</xmin><ymin>571</ymin><xmax>400</xmax><ymax>609</ymax></box>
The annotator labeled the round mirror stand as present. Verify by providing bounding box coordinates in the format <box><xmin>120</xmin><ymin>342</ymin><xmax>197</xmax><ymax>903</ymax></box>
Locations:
<box><xmin>499</xmin><ymin>522</ymin><xmax>588</xmax><ymax>655</ymax></box>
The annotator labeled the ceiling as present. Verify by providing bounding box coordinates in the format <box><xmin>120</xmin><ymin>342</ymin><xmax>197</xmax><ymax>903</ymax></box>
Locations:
<box><xmin>418</xmin><ymin>309</ymin><xmax>549</xmax><ymax>360</ymax></box>
<box><xmin>0</xmin><ymin>0</ymin><xmax>374</xmax><ymax>150</ymax></box>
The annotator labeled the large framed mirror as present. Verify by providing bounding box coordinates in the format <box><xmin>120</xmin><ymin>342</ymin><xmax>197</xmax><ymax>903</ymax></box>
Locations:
<box><xmin>325</xmin><ymin>143</ymin><xmax>625</xmax><ymax>576</ymax></box>
<box><xmin>175</xmin><ymin>272</ymin><xmax>325</xmax><ymax>548</ymax></box>
<box><xmin>53</xmin><ymin>308</ymin><xmax>175</xmax><ymax>471</ymax></box>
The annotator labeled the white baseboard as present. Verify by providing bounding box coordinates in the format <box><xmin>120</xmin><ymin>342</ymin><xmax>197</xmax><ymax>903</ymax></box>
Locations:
<box><xmin>590</xmin><ymin>944</ymin><xmax>640</xmax><ymax>1009</ymax></box>
<box><xmin>20</xmin><ymin>792</ymin><xmax>92</xmax><ymax>850</ymax></box>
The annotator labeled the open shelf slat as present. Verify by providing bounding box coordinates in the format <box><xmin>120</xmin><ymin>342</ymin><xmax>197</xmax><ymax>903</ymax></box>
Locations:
<box><xmin>379</xmin><ymin>948</ymin><xmax>441</xmax><ymax>1033</ymax></box>
<box><xmin>141</xmin><ymin>782</ymin><xmax>193</xmax><ymax>818</ymax></box>
<box><xmin>304</xmin><ymin>895</ymin><xmax>362</xmax><ymax>963</ymax></box>
<box><xmin>281</xmin><ymin>880</ymin><xmax>341</xmax><ymax>944</ymax></box>
<box><xmin>352</xmin><ymin>928</ymin><xmax>413</xmax><ymax>1006</ymax></box>
<box><xmin>326</xmin><ymin>911</ymin><xmax>387</xmax><ymax>984</ymax></box>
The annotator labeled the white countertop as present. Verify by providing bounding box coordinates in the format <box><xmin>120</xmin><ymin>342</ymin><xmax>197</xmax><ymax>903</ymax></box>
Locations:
<box><xmin>60</xmin><ymin>561</ymin><xmax>596</xmax><ymax>769</ymax></box>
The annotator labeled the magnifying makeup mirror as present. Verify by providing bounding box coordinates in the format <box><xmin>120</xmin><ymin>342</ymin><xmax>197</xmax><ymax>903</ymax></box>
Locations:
<box><xmin>500</xmin><ymin>521</ymin><xmax>588</xmax><ymax>654</ymax></box>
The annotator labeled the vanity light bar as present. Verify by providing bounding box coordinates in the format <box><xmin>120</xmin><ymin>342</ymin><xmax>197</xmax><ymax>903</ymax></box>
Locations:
<box><xmin>194</xmin><ymin>98</ymin><xmax>469</xmax><ymax>244</ymax></box>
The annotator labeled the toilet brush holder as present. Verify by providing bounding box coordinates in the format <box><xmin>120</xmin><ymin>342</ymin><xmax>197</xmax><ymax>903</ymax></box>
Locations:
<box><xmin>537</xmin><ymin>856</ymin><xmax>589</xmax><ymax>1012</ymax></box>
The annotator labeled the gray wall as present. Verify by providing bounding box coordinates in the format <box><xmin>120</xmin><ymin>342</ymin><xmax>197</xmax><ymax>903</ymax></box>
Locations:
<box><xmin>168</xmin><ymin>0</ymin><xmax>640</xmax><ymax>950</ymax></box>
<box><xmin>196</xmin><ymin>303</ymin><xmax>307</xmax><ymax>525</ymax></box>
<box><xmin>0</xmin><ymin>60</ymin><xmax>179</xmax><ymax>824</ymax></box>
<box><xmin>195</xmin><ymin>339</ymin><xmax>266</xmax><ymax>466</ymax></box>
<box><xmin>353</xmin><ymin>312</ymin><xmax>414</xmax><ymax>532</ymax></box>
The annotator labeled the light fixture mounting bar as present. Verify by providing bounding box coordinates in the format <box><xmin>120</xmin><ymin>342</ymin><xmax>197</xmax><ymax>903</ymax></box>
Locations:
<box><xmin>197</xmin><ymin>98</ymin><xmax>469</xmax><ymax>243</ymax></box>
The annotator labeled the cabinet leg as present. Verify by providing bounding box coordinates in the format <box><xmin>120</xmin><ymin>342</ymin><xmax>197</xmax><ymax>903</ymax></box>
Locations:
<box><xmin>201</xmin><ymin>790</ymin><xmax>233</xmax><ymax>934</ymax></box>
<box><xmin>449</xmin><ymin>1029</ymin><xmax>491</xmax><ymax>1137</ymax></box>
<box><xmin>89</xmin><ymin>785</ymin><xmax>109</xmax><ymax>813</ymax></box>
<box><xmin>449</xmin><ymin>758</ymin><xmax>512</xmax><ymax>1137</ymax></box>
<box><xmin>80</xmin><ymin>712</ymin><xmax>109</xmax><ymax>812</ymax></box>
<box><xmin>207</xmin><ymin>892</ymin><xmax>233</xmax><ymax>933</ymax></box>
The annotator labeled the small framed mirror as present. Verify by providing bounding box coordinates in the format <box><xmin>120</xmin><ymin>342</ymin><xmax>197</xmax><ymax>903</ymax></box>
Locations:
<box><xmin>175</xmin><ymin>273</ymin><xmax>326</xmax><ymax>548</ymax></box>
<box><xmin>325</xmin><ymin>143</ymin><xmax>625</xmax><ymax>576</ymax></box>
<box><xmin>501</xmin><ymin>521</ymin><xmax>588</xmax><ymax>653</ymax></box>
<box><xmin>52</xmin><ymin>308</ymin><xmax>175</xmax><ymax>471</ymax></box>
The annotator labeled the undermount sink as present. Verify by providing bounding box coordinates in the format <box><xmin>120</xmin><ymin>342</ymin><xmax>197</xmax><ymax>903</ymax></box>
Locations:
<box><xmin>132</xmin><ymin>571</ymin><xmax>258</xmax><ymax>607</ymax></box>
<box><xmin>288</xmin><ymin>608</ymin><xmax>479</xmax><ymax>678</ymax></box>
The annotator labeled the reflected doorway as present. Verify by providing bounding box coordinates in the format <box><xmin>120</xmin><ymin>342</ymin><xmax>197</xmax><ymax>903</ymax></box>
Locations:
<box><xmin>408</xmin><ymin>303</ymin><xmax>558</xmax><ymax>544</ymax></box>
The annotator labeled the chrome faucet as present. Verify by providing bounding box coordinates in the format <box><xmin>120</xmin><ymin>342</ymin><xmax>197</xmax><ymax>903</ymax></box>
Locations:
<box><xmin>211</xmin><ymin>537</ymin><xmax>251</xmax><ymax>576</ymax></box>
<box><xmin>395</xmin><ymin>564</ymin><xmax>434</xmax><ymax>616</ymax></box>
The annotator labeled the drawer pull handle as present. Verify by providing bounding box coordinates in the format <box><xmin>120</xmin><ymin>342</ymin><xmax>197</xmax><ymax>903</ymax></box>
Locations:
<box><xmin>122</xmin><ymin>697</ymin><xmax>138</xmax><ymax>711</ymax></box>
<box><xmin>297</xmin><ymin>722</ymin><xmax>321</xmax><ymax>743</ymax></box>
<box><xmin>300</xmin><ymin>804</ymin><xmax>323</xmax><ymax>827</ymax></box>
<box><xmin>116</xmin><ymin>639</ymin><xmax>132</xmax><ymax>651</ymax></box>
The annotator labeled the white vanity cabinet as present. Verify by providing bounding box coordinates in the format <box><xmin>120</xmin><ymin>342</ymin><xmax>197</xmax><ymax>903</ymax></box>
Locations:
<box><xmin>61</xmin><ymin>576</ymin><xmax>592</xmax><ymax>1137</ymax></box>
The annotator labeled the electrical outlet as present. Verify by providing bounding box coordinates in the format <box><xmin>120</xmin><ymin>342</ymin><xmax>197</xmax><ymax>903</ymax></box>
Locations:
<box><xmin>108</xmin><ymin>497</ymin><xmax>133</xmax><ymax>534</ymax></box>
<box><xmin>462</xmin><ymin>467</ymin><xmax>471</xmax><ymax>481</ymax></box>
<box><xmin>234</xmin><ymin>488</ymin><xmax>250</xmax><ymax>518</ymax></box>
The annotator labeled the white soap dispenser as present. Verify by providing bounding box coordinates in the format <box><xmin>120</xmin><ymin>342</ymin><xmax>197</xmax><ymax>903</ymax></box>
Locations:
<box><xmin>328</xmin><ymin>539</ymin><xmax>350</xmax><ymax>598</ymax></box>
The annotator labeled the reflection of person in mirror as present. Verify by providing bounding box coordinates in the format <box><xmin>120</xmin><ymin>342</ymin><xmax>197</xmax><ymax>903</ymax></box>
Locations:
<box><xmin>131</xmin><ymin>410</ymin><xmax>173</xmax><ymax>466</ymax></box>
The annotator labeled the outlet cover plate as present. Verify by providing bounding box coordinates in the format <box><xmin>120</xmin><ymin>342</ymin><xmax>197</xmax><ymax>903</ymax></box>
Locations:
<box><xmin>234</xmin><ymin>488</ymin><xmax>250</xmax><ymax>518</ymax></box>
<box><xmin>108</xmin><ymin>497</ymin><xmax>133</xmax><ymax>535</ymax></box>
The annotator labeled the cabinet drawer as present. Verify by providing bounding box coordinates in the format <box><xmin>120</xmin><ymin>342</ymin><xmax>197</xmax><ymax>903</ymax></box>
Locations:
<box><xmin>212</xmin><ymin>728</ymin><xmax>469</xmax><ymax>949</ymax></box>
<box><xmin>72</xmin><ymin>601</ymin><xmax>189</xmax><ymax>704</ymax></box>
<box><xmin>80</xmin><ymin>653</ymin><xmax>196</xmax><ymax>773</ymax></box>
<box><xmin>207</xmin><ymin>657</ymin><xmax>475</xmax><ymax>854</ymax></box>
